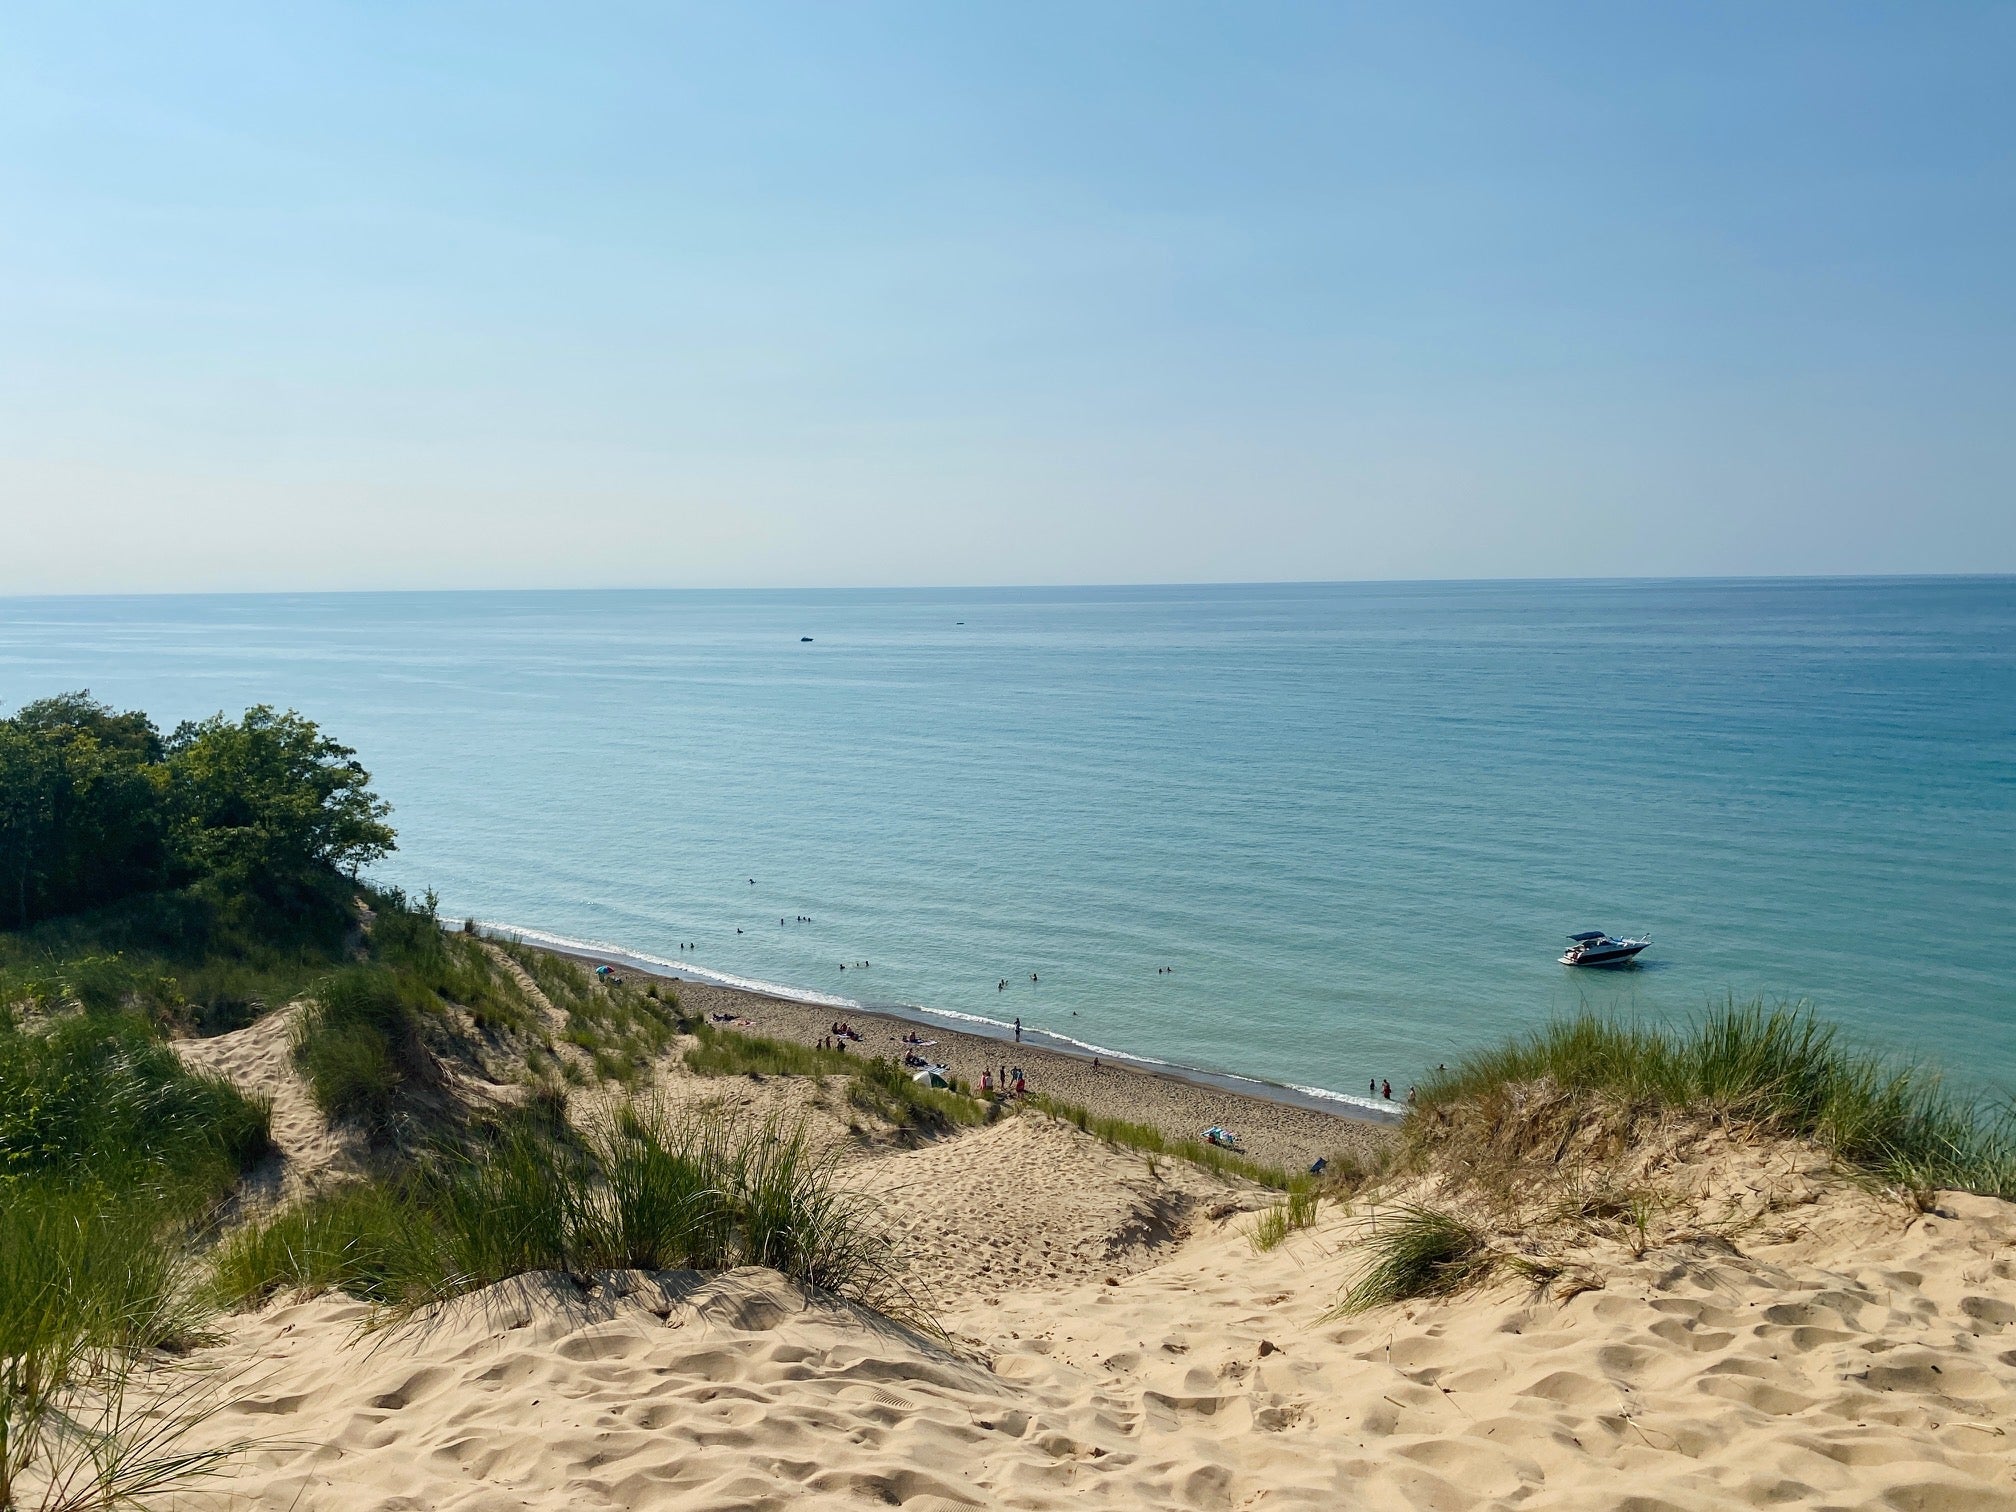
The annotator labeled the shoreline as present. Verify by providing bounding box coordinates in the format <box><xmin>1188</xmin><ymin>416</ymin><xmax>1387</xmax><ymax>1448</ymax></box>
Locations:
<box><xmin>480</xmin><ymin>921</ymin><xmax>1406</xmax><ymax>1130</ymax></box>
<box><xmin>486</xmin><ymin>926</ymin><xmax>1396</xmax><ymax>1173</ymax></box>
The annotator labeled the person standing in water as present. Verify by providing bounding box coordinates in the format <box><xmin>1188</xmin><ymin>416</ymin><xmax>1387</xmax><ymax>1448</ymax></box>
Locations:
<box><xmin>1014</xmin><ymin>1017</ymin><xmax>1022</xmax><ymax>1043</ymax></box>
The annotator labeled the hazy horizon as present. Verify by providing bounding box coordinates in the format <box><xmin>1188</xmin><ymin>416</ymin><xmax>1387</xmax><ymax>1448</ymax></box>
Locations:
<box><xmin>5</xmin><ymin>5</ymin><xmax>2013</xmax><ymax>594</ymax></box>
<box><xmin>5</xmin><ymin>570</ymin><xmax>2016</xmax><ymax>606</ymax></box>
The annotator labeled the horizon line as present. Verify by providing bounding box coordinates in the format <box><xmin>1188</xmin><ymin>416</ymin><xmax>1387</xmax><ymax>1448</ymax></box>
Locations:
<box><xmin>5</xmin><ymin>571</ymin><xmax>2014</xmax><ymax>604</ymax></box>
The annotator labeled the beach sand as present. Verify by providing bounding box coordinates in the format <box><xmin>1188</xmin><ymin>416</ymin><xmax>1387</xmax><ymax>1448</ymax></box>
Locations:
<box><xmin>192</xmin><ymin>1169</ymin><xmax>2016</xmax><ymax>1511</ymax></box>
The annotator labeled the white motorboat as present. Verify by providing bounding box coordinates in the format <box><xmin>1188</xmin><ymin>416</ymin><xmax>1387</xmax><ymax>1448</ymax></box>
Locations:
<box><xmin>1559</xmin><ymin>930</ymin><xmax>1651</xmax><ymax>967</ymax></box>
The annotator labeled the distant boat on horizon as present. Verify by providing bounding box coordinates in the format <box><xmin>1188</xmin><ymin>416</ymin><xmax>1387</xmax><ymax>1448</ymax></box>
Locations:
<box><xmin>800</xmin><ymin>636</ymin><xmax>813</xmax><ymax>642</ymax></box>
<box><xmin>1559</xmin><ymin>931</ymin><xmax>1652</xmax><ymax>967</ymax></box>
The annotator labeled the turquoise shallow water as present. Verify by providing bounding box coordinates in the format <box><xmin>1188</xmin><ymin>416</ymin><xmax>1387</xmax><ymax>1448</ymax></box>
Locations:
<box><xmin>2</xmin><ymin>579</ymin><xmax>2011</xmax><ymax>1107</ymax></box>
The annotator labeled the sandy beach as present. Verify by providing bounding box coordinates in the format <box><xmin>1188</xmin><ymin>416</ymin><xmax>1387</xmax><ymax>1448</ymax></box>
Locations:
<box><xmin>563</xmin><ymin>957</ymin><xmax>1395</xmax><ymax>1176</ymax></box>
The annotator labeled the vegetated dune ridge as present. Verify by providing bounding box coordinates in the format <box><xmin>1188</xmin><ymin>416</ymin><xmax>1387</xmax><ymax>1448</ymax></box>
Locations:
<box><xmin>173</xmin><ymin>993</ymin><xmax>2016</xmax><ymax>1512</ymax></box>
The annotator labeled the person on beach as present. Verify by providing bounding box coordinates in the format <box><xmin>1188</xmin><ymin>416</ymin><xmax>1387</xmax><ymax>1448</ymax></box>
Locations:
<box><xmin>1092</xmin><ymin>1056</ymin><xmax>1101</xmax><ymax>1070</ymax></box>
<box><xmin>1014</xmin><ymin>1071</ymin><xmax>1026</xmax><ymax>1096</ymax></box>
<box><xmin>1369</xmin><ymin>1078</ymin><xmax>1376</xmax><ymax>1096</ymax></box>
<box><xmin>980</xmin><ymin>1070</ymin><xmax>992</xmax><ymax>1094</ymax></box>
<box><xmin>1014</xmin><ymin>1017</ymin><xmax>1022</xmax><ymax>1042</ymax></box>
<box><xmin>1382</xmin><ymin>1079</ymin><xmax>1392</xmax><ymax>1100</ymax></box>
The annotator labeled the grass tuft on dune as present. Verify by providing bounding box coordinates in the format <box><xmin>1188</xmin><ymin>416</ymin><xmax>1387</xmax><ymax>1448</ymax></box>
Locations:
<box><xmin>683</xmin><ymin>1021</ymin><xmax>988</xmax><ymax>1136</ymax></box>
<box><xmin>1333</xmin><ymin>1204</ymin><xmax>1492</xmax><ymax>1314</ymax></box>
<box><xmin>1410</xmin><ymin>999</ymin><xmax>2016</xmax><ymax>1201</ymax></box>
<box><xmin>212</xmin><ymin>1104</ymin><xmax>917</xmax><ymax>1322</ymax></box>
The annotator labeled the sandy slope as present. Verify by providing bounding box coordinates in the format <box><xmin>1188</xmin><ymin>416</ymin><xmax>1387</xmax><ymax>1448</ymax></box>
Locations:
<box><xmin>173</xmin><ymin>1004</ymin><xmax>365</xmax><ymax>1205</ymax></box>
<box><xmin>183</xmin><ymin>1156</ymin><xmax>2016</xmax><ymax>1512</ymax></box>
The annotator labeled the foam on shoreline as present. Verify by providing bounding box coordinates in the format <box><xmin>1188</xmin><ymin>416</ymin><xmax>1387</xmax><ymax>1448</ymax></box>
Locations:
<box><xmin>472</xmin><ymin>919</ymin><xmax>1402</xmax><ymax>1124</ymax></box>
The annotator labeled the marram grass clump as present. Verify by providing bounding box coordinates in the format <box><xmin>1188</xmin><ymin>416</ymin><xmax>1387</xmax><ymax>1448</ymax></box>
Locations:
<box><xmin>212</xmin><ymin>1103</ymin><xmax>916</xmax><ymax>1321</ymax></box>
<box><xmin>1332</xmin><ymin>1205</ymin><xmax>1492</xmax><ymax>1315</ymax></box>
<box><xmin>1410</xmin><ymin>1000</ymin><xmax>2016</xmax><ymax>1201</ymax></box>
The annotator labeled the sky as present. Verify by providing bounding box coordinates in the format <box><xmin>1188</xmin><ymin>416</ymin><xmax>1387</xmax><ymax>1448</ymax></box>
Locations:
<box><xmin>2</xmin><ymin>2</ymin><xmax>2012</xmax><ymax>593</ymax></box>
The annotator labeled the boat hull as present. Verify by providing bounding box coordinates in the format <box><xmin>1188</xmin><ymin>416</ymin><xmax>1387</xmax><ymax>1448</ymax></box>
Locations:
<box><xmin>1560</xmin><ymin>945</ymin><xmax>1649</xmax><ymax>968</ymax></box>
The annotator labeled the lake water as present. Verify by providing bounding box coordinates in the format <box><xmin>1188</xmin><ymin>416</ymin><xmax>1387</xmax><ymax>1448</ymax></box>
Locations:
<box><xmin>3</xmin><ymin>578</ymin><xmax>2011</xmax><ymax>1109</ymax></box>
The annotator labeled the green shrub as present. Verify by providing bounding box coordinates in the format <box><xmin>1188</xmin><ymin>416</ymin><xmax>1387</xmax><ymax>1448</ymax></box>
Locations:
<box><xmin>578</xmin><ymin>1105</ymin><xmax>734</xmax><ymax>1272</ymax></box>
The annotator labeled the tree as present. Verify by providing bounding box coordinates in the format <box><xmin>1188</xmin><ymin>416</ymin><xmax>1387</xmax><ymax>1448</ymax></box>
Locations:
<box><xmin>165</xmin><ymin>707</ymin><xmax>395</xmax><ymax>908</ymax></box>
<box><xmin>0</xmin><ymin>695</ymin><xmax>170</xmax><ymax>930</ymax></box>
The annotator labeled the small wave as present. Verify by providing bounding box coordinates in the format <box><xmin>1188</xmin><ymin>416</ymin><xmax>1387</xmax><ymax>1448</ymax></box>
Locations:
<box><xmin>1287</xmin><ymin>1082</ymin><xmax>1403</xmax><ymax>1117</ymax></box>
<box><xmin>471</xmin><ymin>921</ymin><xmax>865</xmax><ymax>1012</ymax></box>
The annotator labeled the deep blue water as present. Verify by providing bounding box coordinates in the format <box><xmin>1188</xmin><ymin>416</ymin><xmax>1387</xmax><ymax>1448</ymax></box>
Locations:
<box><xmin>3</xmin><ymin>579</ymin><xmax>2011</xmax><ymax>1108</ymax></box>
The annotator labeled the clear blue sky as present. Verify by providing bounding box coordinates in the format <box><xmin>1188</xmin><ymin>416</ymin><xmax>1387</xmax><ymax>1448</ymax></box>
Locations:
<box><xmin>3</xmin><ymin>3</ymin><xmax>2011</xmax><ymax>592</ymax></box>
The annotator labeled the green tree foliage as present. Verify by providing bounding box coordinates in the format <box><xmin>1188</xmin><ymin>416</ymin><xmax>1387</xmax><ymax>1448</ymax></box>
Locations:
<box><xmin>0</xmin><ymin>694</ymin><xmax>171</xmax><ymax>930</ymax></box>
<box><xmin>0</xmin><ymin>694</ymin><xmax>395</xmax><ymax>930</ymax></box>
<box><xmin>165</xmin><ymin>705</ymin><xmax>394</xmax><ymax>907</ymax></box>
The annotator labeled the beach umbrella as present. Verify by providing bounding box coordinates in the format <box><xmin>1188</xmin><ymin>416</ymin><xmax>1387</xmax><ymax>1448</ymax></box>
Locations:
<box><xmin>912</xmin><ymin>1065</ymin><xmax>952</xmax><ymax>1089</ymax></box>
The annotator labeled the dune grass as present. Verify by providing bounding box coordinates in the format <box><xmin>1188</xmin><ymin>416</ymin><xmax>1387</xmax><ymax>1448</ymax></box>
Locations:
<box><xmin>290</xmin><ymin>965</ymin><xmax>443</xmax><ymax>1134</ymax></box>
<box><xmin>1249</xmin><ymin>1186</ymin><xmax>1321</xmax><ymax>1251</ymax></box>
<box><xmin>493</xmin><ymin>942</ymin><xmax>680</xmax><ymax>1085</ymax></box>
<box><xmin>682</xmin><ymin>1022</ymin><xmax>987</xmax><ymax>1136</ymax></box>
<box><xmin>1332</xmin><ymin>1205</ymin><xmax>1492</xmax><ymax>1315</ymax></box>
<box><xmin>1411</xmin><ymin>1000</ymin><xmax>2016</xmax><ymax>1199</ymax></box>
<box><xmin>212</xmin><ymin>1104</ymin><xmax>913</xmax><ymax>1319</ymax></box>
<box><xmin>0</xmin><ymin>881</ymin><xmax>361</xmax><ymax>1036</ymax></box>
<box><xmin>0</xmin><ymin>1012</ymin><xmax>272</xmax><ymax>1510</ymax></box>
<box><xmin>1024</xmin><ymin>1094</ymin><xmax>1305</xmax><ymax>1191</ymax></box>
<box><xmin>0</xmin><ymin>1010</ymin><xmax>272</xmax><ymax>1212</ymax></box>
<box><xmin>1</xmin><ymin>1180</ymin><xmax>246</xmax><ymax>1512</ymax></box>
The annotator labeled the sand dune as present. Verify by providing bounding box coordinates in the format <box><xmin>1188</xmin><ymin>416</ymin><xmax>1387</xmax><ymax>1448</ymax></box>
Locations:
<box><xmin>187</xmin><ymin>1137</ymin><xmax>2016</xmax><ymax>1510</ymax></box>
<box><xmin>173</xmin><ymin>974</ymin><xmax>2016</xmax><ymax>1510</ymax></box>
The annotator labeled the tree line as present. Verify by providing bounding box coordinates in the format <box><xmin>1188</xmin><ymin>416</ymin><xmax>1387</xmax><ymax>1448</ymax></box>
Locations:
<box><xmin>0</xmin><ymin>691</ymin><xmax>395</xmax><ymax>931</ymax></box>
